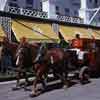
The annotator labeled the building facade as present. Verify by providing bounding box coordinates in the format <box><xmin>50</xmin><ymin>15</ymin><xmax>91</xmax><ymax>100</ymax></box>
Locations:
<box><xmin>42</xmin><ymin>0</ymin><xmax>81</xmax><ymax>19</ymax></box>
<box><xmin>79</xmin><ymin>0</ymin><xmax>100</xmax><ymax>25</ymax></box>
<box><xmin>0</xmin><ymin>0</ymin><xmax>7</xmax><ymax>10</ymax></box>
<box><xmin>0</xmin><ymin>0</ymin><xmax>42</xmax><ymax>11</ymax></box>
<box><xmin>42</xmin><ymin>0</ymin><xmax>100</xmax><ymax>26</ymax></box>
<box><xmin>0</xmin><ymin>0</ymin><xmax>100</xmax><ymax>26</ymax></box>
<box><xmin>0</xmin><ymin>0</ymin><xmax>46</xmax><ymax>41</ymax></box>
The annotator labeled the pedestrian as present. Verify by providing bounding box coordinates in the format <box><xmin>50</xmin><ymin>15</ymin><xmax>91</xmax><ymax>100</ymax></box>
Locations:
<box><xmin>88</xmin><ymin>36</ymin><xmax>97</xmax><ymax>76</ymax></box>
<box><xmin>0</xmin><ymin>43</ymin><xmax>3</xmax><ymax>72</ymax></box>
<box><xmin>1</xmin><ymin>37</ymin><xmax>12</xmax><ymax>74</ymax></box>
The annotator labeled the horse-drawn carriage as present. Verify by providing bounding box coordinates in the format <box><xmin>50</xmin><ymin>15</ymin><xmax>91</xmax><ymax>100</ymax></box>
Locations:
<box><xmin>10</xmin><ymin>40</ymin><xmax>99</xmax><ymax>97</ymax></box>
<box><xmin>64</xmin><ymin>48</ymin><xmax>90</xmax><ymax>83</ymax></box>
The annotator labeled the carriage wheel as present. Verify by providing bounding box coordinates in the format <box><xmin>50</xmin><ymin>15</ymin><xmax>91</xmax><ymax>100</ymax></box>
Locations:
<box><xmin>79</xmin><ymin>66</ymin><xmax>90</xmax><ymax>84</ymax></box>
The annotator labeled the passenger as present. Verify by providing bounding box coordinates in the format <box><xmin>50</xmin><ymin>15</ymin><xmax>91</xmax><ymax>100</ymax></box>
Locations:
<box><xmin>89</xmin><ymin>35</ymin><xmax>97</xmax><ymax>52</ymax></box>
<box><xmin>0</xmin><ymin>43</ymin><xmax>3</xmax><ymax>72</ymax></box>
<box><xmin>58</xmin><ymin>32</ymin><xmax>69</xmax><ymax>50</ymax></box>
<box><xmin>88</xmin><ymin>36</ymin><xmax>97</xmax><ymax>75</ymax></box>
<box><xmin>69</xmin><ymin>33</ymin><xmax>87</xmax><ymax>68</ymax></box>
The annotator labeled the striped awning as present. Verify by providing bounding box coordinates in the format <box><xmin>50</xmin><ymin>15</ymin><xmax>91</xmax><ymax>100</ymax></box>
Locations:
<box><xmin>0</xmin><ymin>25</ymin><xmax>5</xmax><ymax>41</ymax></box>
<box><xmin>60</xmin><ymin>25</ymin><xmax>100</xmax><ymax>41</ymax></box>
<box><xmin>12</xmin><ymin>19</ymin><xmax>59</xmax><ymax>43</ymax></box>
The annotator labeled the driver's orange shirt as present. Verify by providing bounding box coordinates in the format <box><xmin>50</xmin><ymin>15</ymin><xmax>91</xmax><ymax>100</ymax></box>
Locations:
<box><xmin>72</xmin><ymin>39</ymin><xmax>83</xmax><ymax>50</ymax></box>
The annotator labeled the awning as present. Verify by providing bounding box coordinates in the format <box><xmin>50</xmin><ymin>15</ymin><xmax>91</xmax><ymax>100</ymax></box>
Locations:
<box><xmin>12</xmin><ymin>19</ymin><xmax>59</xmax><ymax>43</ymax></box>
<box><xmin>0</xmin><ymin>25</ymin><xmax>5</xmax><ymax>41</ymax></box>
<box><xmin>91</xmin><ymin>29</ymin><xmax>100</xmax><ymax>40</ymax></box>
<box><xmin>60</xmin><ymin>25</ymin><xmax>100</xmax><ymax>41</ymax></box>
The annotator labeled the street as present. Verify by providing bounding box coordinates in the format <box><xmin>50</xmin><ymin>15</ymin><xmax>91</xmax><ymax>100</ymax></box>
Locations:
<box><xmin>0</xmin><ymin>78</ymin><xmax>100</xmax><ymax>100</ymax></box>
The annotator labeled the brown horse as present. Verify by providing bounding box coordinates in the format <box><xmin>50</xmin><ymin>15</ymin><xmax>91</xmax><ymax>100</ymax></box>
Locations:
<box><xmin>30</xmin><ymin>47</ymin><xmax>69</xmax><ymax>97</ymax></box>
<box><xmin>12</xmin><ymin>42</ymin><xmax>90</xmax><ymax>95</ymax></box>
<box><xmin>12</xmin><ymin>43</ymin><xmax>38</xmax><ymax>90</ymax></box>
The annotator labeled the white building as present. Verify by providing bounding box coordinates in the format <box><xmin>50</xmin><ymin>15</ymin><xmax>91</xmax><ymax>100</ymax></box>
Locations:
<box><xmin>0</xmin><ymin>0</ymin><xmax>42</xmax><ymax>11</ymax></box>
<box><xmin>42</xmin><ymin>0</ymin><xmax>80</xmax><ymax>19</ymax></box>
<box><xmin>0</xmin><ymin>0</ymin><xmax>8</xmax><ymax>10</ymax></box>
<box><xmin>42</xmin><ymin>0</ymin><xmax>100</xmax><ymax>26</ymax></box>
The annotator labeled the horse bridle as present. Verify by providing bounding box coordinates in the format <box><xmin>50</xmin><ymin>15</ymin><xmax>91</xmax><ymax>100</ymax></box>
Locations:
<box><xmin>16</xmin><ymin>47</ymin><xmax>25</xmax><ymax>66</ymax></box>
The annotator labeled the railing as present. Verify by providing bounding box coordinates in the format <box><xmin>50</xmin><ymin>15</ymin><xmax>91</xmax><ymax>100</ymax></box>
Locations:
<box><xmin>56</xmin><ymin>15</ymin><xmax>83</xmax><ymax>24</ymax></box>
<box><xmin>5</xmin><ymin>6</ymin><xmax>48</xmax><ymax>19</ymax></box>
<box><xmin>5</xmin><ymin>6</ymin><xmax>83</xmax><ymax>24</ymax></box>
<box><xmin>0</xmin><ymin>6</ymin><xmax>84</xmax><ymax>42</ymax></box>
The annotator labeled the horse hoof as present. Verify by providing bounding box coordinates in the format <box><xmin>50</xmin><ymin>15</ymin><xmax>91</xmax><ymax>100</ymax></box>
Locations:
<box><xmin>29</xmin><ymin>91</ymin><xmax>41</xmax><ymax>97</ymax></box>
<box><xmin>29</xmin><ymin>94</ymin><xmax>37</xmax><ymax>97</ymax></box>
<box><xmin>12</xmin><ymin>87</ymin><xmax>21</xmax><ymax>91</ymax></box>
<box><xmin>29</xmin><ymin>93</ymin><xmax>39</xmax><ymax>98</ymax></box>
<box><xmin>24</xmin><ymin>87</ymin><xmax>31</xmax><ymax>91</ymax></box>
<box><xmin>80</xmin><ymin>80</ymin><xmax>91</xmax><ymax>85</ymax></box>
